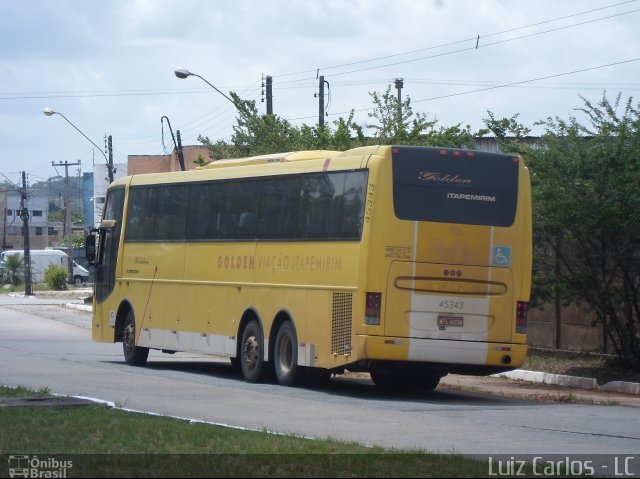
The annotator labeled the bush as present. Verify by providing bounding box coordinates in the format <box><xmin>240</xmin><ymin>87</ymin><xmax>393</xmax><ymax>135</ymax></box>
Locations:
<box><xmin>44</xmin><ymin>265</ymin><xmax>68</xmax><ymax>290</ymax></box>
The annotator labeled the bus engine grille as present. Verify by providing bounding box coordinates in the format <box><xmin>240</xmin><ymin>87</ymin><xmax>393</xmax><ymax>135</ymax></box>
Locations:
<box><xmin>331</xmin><ymin>292</ymin><xmax>353</xmax><ymax>357</ymax></box>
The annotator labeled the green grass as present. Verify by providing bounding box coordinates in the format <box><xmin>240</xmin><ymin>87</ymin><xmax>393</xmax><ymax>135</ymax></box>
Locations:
<box><xmin>0</xmin><ymin>385</ymin><xmax>51</xmax><ymax>398</ymax></box>
<box><xmin>0</xmin><ymin>385</ymin><xmax>493</xmax><ymax>477</ymax></box>
<box><xmin>0</xmin><ymin>283</ymin><xmax>50</xmax><ymax>294</ymax></box>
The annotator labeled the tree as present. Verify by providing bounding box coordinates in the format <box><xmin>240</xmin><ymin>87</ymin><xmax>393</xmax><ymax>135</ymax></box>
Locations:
<box><xmin>200</xmin><ymin>94</ymin><xmax>304</xmax><ymax>160</ymax></box>
<box><xmin>366</xmin><ymin>85</ymin><xmax>482</xmax><ymax>147</ymax></box>
<box><xmin>3</xmin><ymin>254</ymin><xmax>24</xmax><ymax>286</ymax></box>
<box><xmin>58</xmin><ymin>232</ymin><xmax>85</xmax><ymax>249</ymax></box>
<box><xmin>485</xmin><ymin>94</ymin><xmax>640</xmax><ymax>370</ymax></box>
<box><xmin>48</xmin><ymin>209</ymin><xmax>83</xmax><ymax>225</ymax></box>
<box><xmin>200</xmin><ymin>86</ymin><xmax>483</xmax><ymax>163</ymax></box>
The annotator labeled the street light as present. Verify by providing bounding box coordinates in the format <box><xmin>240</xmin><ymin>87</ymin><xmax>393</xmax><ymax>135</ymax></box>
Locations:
<box><xmin>44</xmin><ymin>107</ymin><xmax>115</xmax><ymax>285</ymax></box>
<box><xmin>43</xmin><ymin>108</ymin><xmax>113</xmax><ymax>183</ymax></box>
<box><xmin>173</xmin><ymin>67</ymin><xmax>236</xmax><ymax>106</ymax></box>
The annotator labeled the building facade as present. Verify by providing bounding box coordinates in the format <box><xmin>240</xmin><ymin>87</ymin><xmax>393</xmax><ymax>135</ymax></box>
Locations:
<box><xmin>2</xmin><ymin>191</ymin><xmax>60</xmax><ymax>250</ymax></box>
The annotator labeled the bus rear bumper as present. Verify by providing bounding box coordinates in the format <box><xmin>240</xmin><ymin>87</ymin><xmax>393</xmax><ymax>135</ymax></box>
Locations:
<box><xmin>358</xmin><ymin>335</ymin><xmax>528</xmax><ymax>370</ymax></box>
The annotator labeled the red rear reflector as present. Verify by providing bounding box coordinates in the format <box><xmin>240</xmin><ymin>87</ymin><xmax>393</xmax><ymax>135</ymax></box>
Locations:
<box><xmin>453</xmin><ymin>150</ymin><xmax>461</xmax><ymax>156</ymax></box>
<box><xmin>366</xmin><ymin>292</ymin><xmax>381</xmax><ymax>316</ymax></box>
<box><xmin>466</xmin><ymin>152</ymin><xmax>475</xmax><ymax>158</ymax></box>
<box><xmin>516</xmin><ymin>301</ymin><xmax>528</xmax><ymax>319</ymax></box>
<box><xmin>516</xmin><ymin>301</ymin><xmax>528</xmax><ymax>334</ymax></box>
<box><xmin>439</xmin><ymin>150</ymin><xmax>447</xmax><ymax>156</ymax></box>
<box><xmin>365</xmin><ymin>292</ymin><xmax>382</xmax><ymax>325</ymax></box>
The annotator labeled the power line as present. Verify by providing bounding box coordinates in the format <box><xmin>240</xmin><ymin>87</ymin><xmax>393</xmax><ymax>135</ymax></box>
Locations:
<box><xmin>285</xmin><ymin>57</ymin><xmax>640</xmax><ymax>121</ymax></box>
<box><xmin>2</xmin><ymin>3</ymin><xmax>636</xmax><ymax>102</ymax></box>
<box><xmin>299</xmin><ymin>8</ymin><xmax>640</xmax><ymax>81</ymax></box>
<box><xmin>273</xmin><ymin>0</ymin><xmax>638</xmax><ymax>80</ymax></box>
<box><xmin>410</xmin><ymin>57</ymin><xmax>640</xmax><ymax>105</ymax></box>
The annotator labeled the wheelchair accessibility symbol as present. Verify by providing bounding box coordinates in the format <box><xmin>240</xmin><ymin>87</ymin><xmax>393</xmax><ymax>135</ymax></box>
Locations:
<box><xmin>492</xmin><ymin>246</ymin><xmax>511</xmax><ymax>267</ymax></box>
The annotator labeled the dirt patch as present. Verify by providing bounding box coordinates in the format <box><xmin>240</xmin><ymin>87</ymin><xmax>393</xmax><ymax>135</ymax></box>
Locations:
<box><xmin>33</xmin><ymin>288</ymin><xmax>92</xmax><ymax>302</ymax></box>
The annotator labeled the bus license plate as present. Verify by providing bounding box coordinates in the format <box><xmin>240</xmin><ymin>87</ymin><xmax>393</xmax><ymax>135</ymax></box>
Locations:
<box><xmin>438</xmin><ymin>315</ymin><xmax>464</xmax><ymax>329</ymax></box>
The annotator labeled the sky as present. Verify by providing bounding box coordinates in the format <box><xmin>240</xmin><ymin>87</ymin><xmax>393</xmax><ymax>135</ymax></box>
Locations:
<box><xmin>1</xmin><ymin>0</ymin><xmax>639</xmax><ymax>187</ymax></box>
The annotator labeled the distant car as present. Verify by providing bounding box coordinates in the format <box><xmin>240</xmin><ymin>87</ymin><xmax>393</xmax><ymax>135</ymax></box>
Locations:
<box><xmin>72</xmin><ymin>261</ymin><xmax>90</xmax><ymax>285</ymax></box>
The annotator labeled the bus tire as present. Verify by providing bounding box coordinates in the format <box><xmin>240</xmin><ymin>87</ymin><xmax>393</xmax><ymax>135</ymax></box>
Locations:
<box><xmin>240</xmin><ymin>319</ymin><xmax>265</xmax><ymax>383</ymax></box>
<box><xmin>123</xmin><ymin>310</ymin><xmax>149</xmax><ymax>366</ymax></box>
<box><xmin>274</xmin><ymin>321</ymin><xmax>299</xmax><ymax>386</ymax></box>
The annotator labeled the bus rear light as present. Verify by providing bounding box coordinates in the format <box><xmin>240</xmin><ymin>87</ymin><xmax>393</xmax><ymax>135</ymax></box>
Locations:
<box><xmin>439</xmin><ymin>149</ymin><xmax>448</xmax><ymax>156</ymax></box>
<box><xmin>453</xmin><ymin>150</ymin><xmax>461</xmax><ymax>157</ymax></box>
<box><xmin>516</xmin><ymin>301</ymin><xmax>528</xmax><ymax>334</ymax></box>
<box><xmin>466</xmin><ymin>151</ymin><xmax>475</xmax><ymax>158</ymax></box>
<box><xmin>365</xmin><ymin>292</ymin><xmax>382</xmax><ymax>325</ymax></box>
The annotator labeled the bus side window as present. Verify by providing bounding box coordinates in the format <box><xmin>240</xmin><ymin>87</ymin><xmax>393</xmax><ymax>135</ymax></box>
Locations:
<box><xmin>238</xmin><ymin>212</ymin><xmax>256</xmax><ymax>237</ymax></box>
<box><xmin>300</xmin><ymin>174</ymin><xmax>334</xmax><ymax>238</ymax></box>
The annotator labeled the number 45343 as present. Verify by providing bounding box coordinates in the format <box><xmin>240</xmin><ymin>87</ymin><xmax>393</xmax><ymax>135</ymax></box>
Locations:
<box><xmin>439</xmin><ymin>300</ymin><xmax>464</xmax><ymax>310</ymax></box>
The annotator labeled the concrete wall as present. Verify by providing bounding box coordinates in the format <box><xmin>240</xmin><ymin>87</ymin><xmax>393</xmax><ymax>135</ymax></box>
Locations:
<box><xmin>528</xmin><ymin>302</ymin><xmax>605</xmax><ymax>352</ymax></box>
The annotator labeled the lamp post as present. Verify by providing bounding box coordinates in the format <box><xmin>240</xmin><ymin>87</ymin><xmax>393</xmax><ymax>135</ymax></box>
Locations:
<box><xmin>173</xmin><ymin>68</ymin><xmax>236</xmax><ymax>107</ymax></box>
<box><xmin>44</xmin><ymin>107</ymin><xmax>113</xmax><ymax>285</ymax></box>
<box><xmin>43</xmin><ymin>108</ymin><xmax>113</xmax><ymax>183</ymax></box>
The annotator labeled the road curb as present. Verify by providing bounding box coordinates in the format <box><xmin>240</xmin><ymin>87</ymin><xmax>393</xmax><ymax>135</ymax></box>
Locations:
<box><xmin>65</xmin><ymin>302</ymin><xmax>93</xmax><ymax>312</ymax></box>
<box><xmin>493</xmin><ymin>369</ymin><xmax>640</xmax><ymax>396</ymax></box>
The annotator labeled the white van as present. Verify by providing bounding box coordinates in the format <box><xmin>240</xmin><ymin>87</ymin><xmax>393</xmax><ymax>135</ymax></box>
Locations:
<box><xmin>0</xmin><ymin>249</ymin><xmax>89</xmax><ymax>285</ymax></box>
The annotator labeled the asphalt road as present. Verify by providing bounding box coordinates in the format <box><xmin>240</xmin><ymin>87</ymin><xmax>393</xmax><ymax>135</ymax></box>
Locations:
<box><xmin>1</xmin><ymin>294</ymin><xmax>639</xmax><ymax>474</ymax></box>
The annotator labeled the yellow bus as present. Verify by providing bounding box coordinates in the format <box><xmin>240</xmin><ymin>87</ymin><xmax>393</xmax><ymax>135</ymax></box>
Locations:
<box><xmin>87</xmin><ymin>144</ymin><xmax>531</xmax><ymax>390</ymax></box>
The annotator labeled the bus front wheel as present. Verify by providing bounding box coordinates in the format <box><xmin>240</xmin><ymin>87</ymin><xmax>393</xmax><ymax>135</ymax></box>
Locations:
<box><xmin>240</xmin><ymin>320</ymin><xmax>265</xmax><ymax>383</ymax></box>
<box><xmin>122</xmin><ymin>310</ymin><xmax>149</xmax><ymax>366</ymax></box>
<box><xmin>274</xmin><ymin>321</ymin><xmax>299</xmax><ymax>386</ymax></box>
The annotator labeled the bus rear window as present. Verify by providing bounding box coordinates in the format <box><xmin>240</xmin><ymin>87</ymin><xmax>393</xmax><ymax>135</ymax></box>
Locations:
<box><xmin>392</xmin><ymin>146</ymin><xmax>519</xmax><ymax>227</ymax></box>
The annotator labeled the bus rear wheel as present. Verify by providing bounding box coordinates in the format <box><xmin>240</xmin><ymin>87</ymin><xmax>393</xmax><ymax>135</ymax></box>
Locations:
<box><xmin>122</xmin><ymin>310</ymin><xmax>149</xmax><ymax>366</ymax></box>
<box><xmin>240</xmin><ymin>320</ymin><xmax>265</xmax><ymax>383</ymax></box>
<box><xmin>274</xmin><ymin>321</ymin><xmax>299</xmax><ymax>386</ymax></box>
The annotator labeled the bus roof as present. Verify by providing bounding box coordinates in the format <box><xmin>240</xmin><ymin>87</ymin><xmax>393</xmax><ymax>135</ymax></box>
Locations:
<box><xmin>202</xmin><ymin>150</ymin><xmax>338</xmax><ymax>168</ymax></box>
<box><xmin>115</xmin><ymin>146</ymin><xmax>390</xmax><ymax>188</ymax></box>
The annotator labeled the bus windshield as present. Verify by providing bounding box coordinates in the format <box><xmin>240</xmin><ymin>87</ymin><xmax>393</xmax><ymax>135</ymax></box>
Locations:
<box><xmin>391</xmin><ymin>146</ymin><xmax>519</xmax><ymax>227</ymax></box>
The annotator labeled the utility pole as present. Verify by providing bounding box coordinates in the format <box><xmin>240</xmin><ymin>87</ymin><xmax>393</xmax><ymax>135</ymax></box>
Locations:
<box><xmin>265</xmin><ymin>75</ymin><xmax>273</xmax><ymax>115</ymax></box>
<box><xmin>176</xmin><ymin>130</ymin><xmax>186</xmax><ymax>171</ymax></box>
<box><xmin>107</xmin><ymin>135</ymin><xmax>114</xmax><ymax>183</ymax></box>
<box><xmin>394</xmin><ymin>78</ymin><xmax>404</xmax><ymax>126</ymax></box>
<box><xmin>318</xmin><ymin>76</ymin><xmax>329</xmax><ymax>127</ymax></box>
<box><xmin>2</xmin><ymin>207</ymin><xmax>6</xmax><ymax>251</ymax></box>
<box><xmin>161</xmin><ymin>116</ymin><xmax>185</xmax><ymax>171</ymax></box>
<box><xmin>52</xmin><ymin>160</ymin><xmax>81</xmax><ymax>284</ymax></box>
<box><xmin>19</xmin><ymin>172</ymin><xmax>33</xmax><ymax>295</ymax></box>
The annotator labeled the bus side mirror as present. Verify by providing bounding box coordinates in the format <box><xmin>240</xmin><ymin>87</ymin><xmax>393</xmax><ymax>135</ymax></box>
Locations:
<box><xmin>86</xmin><ymin>230</ymin><xmax>97</xmax><ymax>265</ymax></box>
